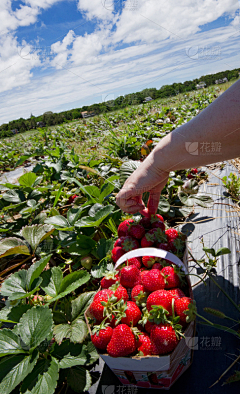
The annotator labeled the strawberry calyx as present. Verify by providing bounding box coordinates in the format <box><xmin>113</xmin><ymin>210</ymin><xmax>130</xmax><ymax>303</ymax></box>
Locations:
<box><xmin>133</xmin><ymin>290</ymin><xmax>148</xmax><ymax>307</ymax></box>
<box><xmin>148</xmin><ymin>305</ymin><xmax>170</xmax><ymax>325</ymax></box>
<box><xmin>167</xmin><ymin>298</ymin><xmax>184</xmax><ymax>339</ymax></box>
<box><xmin>111</xmin><ymin>298</ymin><xmax>128</xmax><ymax>325</ymax></box>
<box><xmin>101</xmin><ymin>295</ymin><xmax>119</xmax><ymax>319</ymax></box>
<box><xmin>138</xmin><ymin>307</ymin><xmax>150</xmax><ymax>326</ymax></box>
<box><xmin>91</xmin><ymin>318</ymin><xmax>111</xmax><ymax>336</ymax></box>
<box><xmin>184</xmin><ymin>299</ymin><xmax>197</xmax><ymax>323</ymax></box>
<box><xmin>122</xmin><ymin>236</ymin><xmax>139</xmax><ymax>252</ymax></box>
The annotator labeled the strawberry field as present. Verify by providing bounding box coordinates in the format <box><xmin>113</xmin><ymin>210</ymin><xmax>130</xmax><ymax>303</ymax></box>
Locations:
<box><xmin>0</xmin><ymin>86</ymin><xmax>239</xmax><ymax>393</ymax></box>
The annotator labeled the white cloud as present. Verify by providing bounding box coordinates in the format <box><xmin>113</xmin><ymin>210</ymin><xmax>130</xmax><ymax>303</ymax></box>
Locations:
<box><xmin>0</xmin><ymin>0</ymin><xmax>239</xmax><ymax>124</ymax></box>
<box><xmin>0</xmin><ymin>34</ymin><xmax>41</xmax><ymax>94</ymax></box>
<box><xmin>77</xmin><ymin>0</ymin><xmax>115</xmax><ymax>21</ymax></box>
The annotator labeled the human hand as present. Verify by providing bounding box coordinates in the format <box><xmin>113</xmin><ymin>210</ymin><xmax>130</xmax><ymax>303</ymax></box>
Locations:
<box><xmin>116</xmin><ymin>164</ymin><xmax>169</xmax><ymax>216</ymax></box>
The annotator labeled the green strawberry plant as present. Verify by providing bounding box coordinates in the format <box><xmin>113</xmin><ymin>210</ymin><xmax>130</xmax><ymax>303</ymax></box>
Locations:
<box><xmin>0</xmin><ymin>254</ymin><xmax>98</xmax><ymax>394</ymax></box>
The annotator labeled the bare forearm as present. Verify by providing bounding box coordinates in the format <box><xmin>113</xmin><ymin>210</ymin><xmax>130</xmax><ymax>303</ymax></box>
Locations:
<box><xmin>146</xmin><ymin>79</ymin><xmax>240</xmax><ymax>173</ymax></box>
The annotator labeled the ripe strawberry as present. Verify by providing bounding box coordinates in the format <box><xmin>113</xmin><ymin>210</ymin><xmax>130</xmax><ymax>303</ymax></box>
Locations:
<box><xmin>93</xmin><ymin>289</ymin><xmax>114</xmax><ymax>301</ymax></box>
<box><xmin>131</xmin><ymin>285</ymin><xmax>148</xmax><ymax>306</ymax></box>
<box><xmin>141</xmin><ymin>232</ymin><xmax>155</xmax><ymax>247</ymax></box>
<box><xmin>191</xmin><ymin>168</ymin><xmax>198</xmax><ymax>174</ymax></box>
<box><xmin>137</xmin><ymin>333</ymin><xmax>153</xmax><ymax>356</ymax></box>
<box><xmin>111</xmin><ymin>283</ymin><xmax>129</xmax><ymax>302</ymax></box>
<box><xmin>142</xmin><ymin>269</ymin><xmax>165</xmax><ymax>292</ymax></box>
<box><xmin>187</xmin><ymin>174</ymin><xmax>193</xmax><ymax>179</ymax></box>
<box><xmin>145</xmin><ymin>320</ymin><xmax>155</xmax><ymax>333</ymax></box>
<box><xmin>148</xmin><ymin>228</ymin><xmax>167</xmax><ymax>243</ymax></box>
<box><xmin>120</xmin><ymin>301</ymin><xmax>142</xmax><ymax>326</ymax></box>
<box><xmin>120</xmin><ymin>236</ymin><xmax>139</xmax><ymax>252</ymax></box>
<box><xmin>155</xmin><ymin>214</ymin><xmax>164</xmax><ymax>222</ymax></box>
<box><xmin>152</xmin><ymin>262</ymin><xmax>163</xmax><ymax>270</ymax></box>
<box><xmin>168</xmin><ymin>288</ymin><xmax>185</xmax><ymax>300</ymax></box>
<box><xmin>139</xmin><ymin>216</ymin><xmax>151</xmax><ymax>228</ymax></box>
<box><xmin>127</xmin><ymin>257</ymin><xmax>142</xmax><ymax>269</ymax></box>
<box><xmin>174</xmin><ymin>297</ymin><xmax>193</xmax><ymax>325</ymax></box>
<box><xmin>161</xmin><ymin>266</ymin><xmax>181</xmax><ymax>289</ymax></box>
<box><xmin>118</xmin><ymin>219</ymin><xmax>134</xmax><ymax>237</ymax></box>
<box><xmin>114</xmin><ymin>237</ymin><xmax>125</xmax><ymax>247</ymax></box>
<box><xmin>89</xmin><ymin>298</ymin><xmax>109</xmax><ymax>321</ymax></box>
<box><xmin>101</xmin><ymin>272</ymin><xmax>120</xmax><ymax>289</ymax></box>
<box><xmin>146</xmin><ymin>290</ymin><xmax>172</xmax><ymax>314</ymax></box>
<box><xmin>150</xmin><ymin>324</ymin><xmax>179</xmax><ymax>355</ymax></box>
<box><xmin>168</xmin><ymin>238</ymin><xmax>185</xmax><ymax>255</ymax></box>
<box><xmin>165</xmin><ymin>228</ymin><xmax>179</xmax><ymax>242</ymax></box>
<box><xmin>107</xmin><ymin>324</ymin><xmax>137</xmax><ymax>357</ymax></box>
<box><xmin>150</xmin><ymin>214</ymin><xmax>165</xmax><ymax>230</ymax></box>
<box><xmin>150</xmin><ymin>340</ymin><xmax>160</xmax><ymax>355</ymax></box>
<box><xmin>128</xmin><ymin>223</ymin><xmax>145</xmax><ymax>239</ymax></box>
<box><xmin>142</xmin><ymin>256</ymin><xmax>160</xmax><ymax>268</ymax></box>
<box><xmin>155</xmin><ymin>242</ymin><xmax>170</xmax><ymax>251</ymax></box>
<box><xmin>111</xmin><ymin>246</ymin><xmax>125</xmax><ymax>263</ymax></box>
<box><xmin>67</xmin><ymin>194</ymin><xmax>78</xmax><ymax>204</ymax></box>
<box><xmin>91</xmin><ymin>326</ymin><xmax>113</xmax><ymax>350</ymax></box>
<box><xmin>140</xmin><ymin>269</ymin><xmax>148</xmax><ymax>281</ymax></box>
<box><xmin>120</xmin><ymin>265</ymin><xmax>141</xmax><ymax>288</ymax></box>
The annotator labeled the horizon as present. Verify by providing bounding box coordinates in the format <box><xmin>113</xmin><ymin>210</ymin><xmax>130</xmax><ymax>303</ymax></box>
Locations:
<box><xmin>0</xmin><ymin>0</ymin><xmax>239</xmax><ymax>124</ymax></box>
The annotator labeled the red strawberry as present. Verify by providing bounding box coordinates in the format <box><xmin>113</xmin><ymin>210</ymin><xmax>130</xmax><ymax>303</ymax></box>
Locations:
<box><xmin>89</xmin><ymin>298</ymin><xmax>110</xmax><ymax>321</ymax></box>
<box><xmin>120</xmin><ymin>301</ymin><xmax>142</xmax><ymax>326</ymax></box>
<box><xmin>111</xmin><ymin>247</ymin><xmax>125</xmax><ymax>263</ymax></box>
<box><xmin>128</xmin><ymin>223</ymin><xmax>145</xmax><ymax>239</ymax></box>
<box><xmin>150</xmin><ymin>340</ymin><xmax>160</xmax><ymax>355</ymax></box>
<box><xmin>187</xmin><ymin>174</ymin><xmax>193</xmax><ymax>179</ymax></box>
<box><xmin>155</xmin><ymin>214</ymin><xmax>164</xmax><ymax>222</ymax></box>
<box><xmin>155</xmin><ymin>242</ymin><xmax>170</xmax><ymax>251</ymax></box>
<box><xmin>114</xmin><ymin>237</ymin><xmax>125</xmax><ymax>247</ymax></box>
<box><xmin>140</xmin><ymin>269</ymin><xmax>148</xmax><ymax>281</ymax></box>
<box><xmin>145</xmin><ymin>320</ymin><xmax>155</xmax><ymax>333</ymax></box>
<box><xmin>150</xmin><ymin>324</ymin><xmax>179</xmax><ymax>354</ymax></box>
<box><xmin>168</xmin><ymin>288</ymin><xmax>185</xmax><ymax>300</ymax></box>
<box><xmin>168</xmin><ymin>238</ymin><xmax>185</xmax><ymax>255</ymax></box>
<box><xmin>165</xmin><ymin>228</ymin><xmax>179</xmax><ymax>242</ymax></box>
<box><xmin>107</xmin><ymin>324</ymin><xmax>137</xmax><ymax>357</ymax></box>
<box><xmin>121</xmin><ymin>236</ymin><xmax>139</xmax><ymax>252</ymax></box>
<box><xmin>118</xmin><ymin>219</ymin><xmax>134</xmax><ymax>237</ymax></box>
<box><xmin>174</xmin><ymin>297</ymin><xmax>193</xmax><ymax>325</ymax></box>
<box><xmin>146</xmin><ymin>290</ymin><xmax>172</xmax><ymax>314</ymax></box>
<box><xmin>149</xmin><ymin>228</ymin><xmax>167</xmax><ymax>243</ymax></box>
<box><xmin>161</xmin><ymin>266</ymin><xmax>181</xmax><ymax>289</ymax></box>
<box><xmin>191</xmin><ymin>168</ymin><xmax>198</xmax><ymax>174</ymax></box>
<box><xmin>150</xmin><ymin>214</ymin><xmax>165</xmax><ymax>230</ymax></box>
<box><xmin>91</xmin><ymin>326</ymin><xmax>113</xmax><ymax>350</ymax></box>
<box><xmin>141</xmin><ymin>232</ymin><xmax>155</xmax><ymax>247</ymax></box>
<box><xmin>120</xmin><ymin>265</ymin><xmax>141</xmax><ymax>288</ymax></box>
<box><xmin>127</xmin><ymin>257</ymin><xmax>142</xmax><ymax>269</ymax></box>
<box><xmin>67</xmin><ymin>194</ymin><xmax>78</xmax><ymax>204</ymax></box>
<box><xmin>139</xmin><ymin>217</ymin><xmax>151</xmax><ymax>228</ymax></box>
<box><xmin>111</xmin><ymin>283</ymin><xmax>129</xmax><ymax>302</ymax></box>
<box><xmin>101</xmin><ymin>272</ymin><xmax>120</xmax><ymax>289</ymax></box>
<box><xmin>137</xmin><ymin>333</ymin><xmax>153</xmax><ymax>356</ymax></box>
<box><xmin>142</xmin><ymin>269</ymin><xmax>165</xmax><ymax>292</ymax></box>
<box><xmin>152</xmin><ymin>262</ymin><xmax>163</xmax><ymax>270</ymax></box>
<box><xmin>131</xmin><ymin>284</ymin><xmax>148</xmax><ymax>306</ymax></box>
<box><xmin>93</xmin><ymin>289</ymin><xmax>114</xmax><ymax>301</ymax></box>
<box><xmin>142</xmin><ymin>256</ymin><xmax>160</xmax><ymax>268</ymax></box>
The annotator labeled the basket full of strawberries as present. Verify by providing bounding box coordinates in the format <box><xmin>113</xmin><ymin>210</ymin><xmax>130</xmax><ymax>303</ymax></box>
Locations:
<box><xmin>85</xmin><ymin>215</ymin><xmax>196</xmax><ymax>390</ymax></box>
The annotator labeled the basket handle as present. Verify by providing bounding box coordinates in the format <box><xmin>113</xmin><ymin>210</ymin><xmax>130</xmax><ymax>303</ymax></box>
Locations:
<box><xmin>115</xmin><ymin>247</ymin><xmax>188</xmax><ymax>275</ymax></box>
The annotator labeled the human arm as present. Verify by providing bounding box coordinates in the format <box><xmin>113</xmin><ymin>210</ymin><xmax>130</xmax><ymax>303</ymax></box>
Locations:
<box><xmin>116</xmin><ymin>79</ymin><xmax>240</xmax><ymax>215</ymax></box>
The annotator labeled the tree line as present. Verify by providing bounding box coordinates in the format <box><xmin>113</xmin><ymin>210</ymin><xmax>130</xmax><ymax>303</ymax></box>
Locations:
<box><xmin>0</xmin><ymin>67</ymin><xmax>239</xmax><ymax>138</ymax></box>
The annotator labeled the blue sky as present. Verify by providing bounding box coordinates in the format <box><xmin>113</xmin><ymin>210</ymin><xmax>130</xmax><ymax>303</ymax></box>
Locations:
<box><xmin>0</xmin><ymin>0</ymin><xmax>239</xmax><ymax>124</ymax></box>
